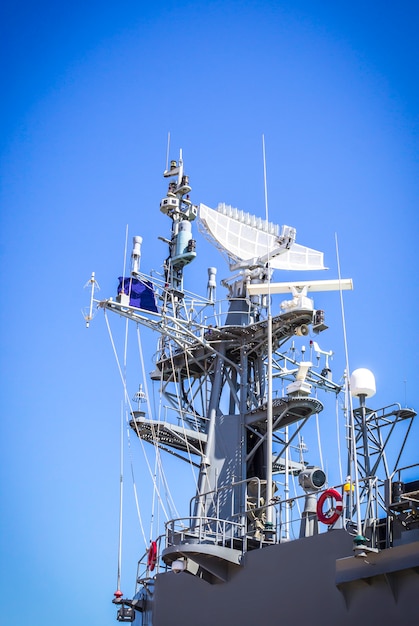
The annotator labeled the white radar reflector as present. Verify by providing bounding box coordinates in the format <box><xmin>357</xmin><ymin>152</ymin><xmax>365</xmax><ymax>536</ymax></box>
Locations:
<box><xmin>199</xmin><ymin>203</ymin><xmax>325</xmax><ymax>271</ymax></box>
<box><xmin>350</xmin><ymin>368</ymin><xmax>376</xmax><ymax>398</ymax></box>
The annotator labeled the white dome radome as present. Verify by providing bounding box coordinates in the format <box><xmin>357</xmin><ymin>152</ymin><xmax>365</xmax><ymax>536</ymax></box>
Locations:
<box><xmin>350</xmin><ymin>368</ymin><xmax>376</xmax><ymax>398</ymax></box>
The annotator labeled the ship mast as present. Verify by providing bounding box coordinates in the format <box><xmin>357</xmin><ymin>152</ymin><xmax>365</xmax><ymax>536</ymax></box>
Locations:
<box><xmin>160</xmin><ymin>149</ymin><xmax>197</xmax><ymax>305</ymax></box>
<box><xmin>96</xmin><ymin>155</ymin><xmax>355</xmax><ymax>581</ymax></box>
<box><xmin>262</xmin><ymin>135</ymin><xmax>274</xmax><ymax>537</ymax></box>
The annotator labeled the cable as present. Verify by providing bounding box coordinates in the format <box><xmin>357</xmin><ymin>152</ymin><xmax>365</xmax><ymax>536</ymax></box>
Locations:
<box><xmin>335</xmin><ymin>394</ymin><xmax>344</xmax><ymax>485</ymax></box>
<box><xmin>335</xmin><ymin>233</ymin><xmax>362</xmax><ymax>537</ymax></box>
<box><xmin>116</xmin><ymin>402</ymin><xmax>124</xmax><ymax>593</ymax></box>
<box><xmin>104</xmin><ymin>310</ymin><xmax>170</xmax><ymax>534</ymax></box>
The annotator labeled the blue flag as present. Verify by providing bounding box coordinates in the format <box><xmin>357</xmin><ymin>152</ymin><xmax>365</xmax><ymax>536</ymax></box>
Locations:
<box><xmin>117</xmin><ymin>277</ymin><xmax>158</xmax><ymax>313</ymax></box>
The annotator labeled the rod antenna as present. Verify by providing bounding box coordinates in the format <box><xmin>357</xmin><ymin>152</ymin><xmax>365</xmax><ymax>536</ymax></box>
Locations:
<box><xmin>335</xmin><ymin>233</ymin><xmax>362</xmax><ymax>538</ymax></box>
<box><xmin>263</xmin><ymin>134</ymin><xmax>274</xmax><ymax>536</ymax></box>
<box><xmin>116</xmin><ymin>401</ymin><xmax>124</xmax><ymax>595</ymax></box>
<box><xmin>262</xmin><ymin>134</ymin><xmax>269</xmax><ymax>222</ymax></box>
<box><xmin>165</xmin><ymin>132</ymin><xmax>171</xmax><ymax>171</ymax></box>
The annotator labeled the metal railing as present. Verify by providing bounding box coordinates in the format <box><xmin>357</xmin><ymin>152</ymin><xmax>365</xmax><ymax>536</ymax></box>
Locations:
<box><xmin>137</xmin><ymin>464</ymin><xmax>419</xmax><ymax>586</ymax></box>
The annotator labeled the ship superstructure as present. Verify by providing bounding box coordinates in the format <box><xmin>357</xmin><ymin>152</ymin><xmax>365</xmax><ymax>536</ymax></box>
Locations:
<box><xmin>87</xmin><ymin>154</ymin><xmax>419</xmax><ymax>625</ymax></box>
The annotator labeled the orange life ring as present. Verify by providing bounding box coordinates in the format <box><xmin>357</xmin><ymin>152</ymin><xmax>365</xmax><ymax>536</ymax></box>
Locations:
<box><xmin>147</xmin><ymin>540</ymin><xmax>157</xmax><ymax>571</ymax></box>
<box><xmin>316</xmin><ymin>488</ymin><xmax>343</xmax><ymax>525</ymax></box>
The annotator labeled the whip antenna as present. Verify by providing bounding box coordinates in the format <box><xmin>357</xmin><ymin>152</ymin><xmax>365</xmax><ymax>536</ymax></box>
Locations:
<box><xmin>165</xmin><ymin>132</ymin><xmax>171</xmax><ymax>171</ymax></box>
<box><xmin>263</xmin><ymin>134</ymin><xmax>274</xmax><ymax>536</ymax></box>
<box><xmin>335</xmin><ymin>233</ymin><xmax>362</xmax><ymax>538</ymax></box>
<box><xmin>115</xmin><ymin>402</ymin><xmax>124</xmax><ymax>598</ymax></box>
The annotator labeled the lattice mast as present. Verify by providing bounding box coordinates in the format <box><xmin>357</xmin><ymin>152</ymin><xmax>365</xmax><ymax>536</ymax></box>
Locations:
<box><xmin>159</xmin><ymin>151</ymin><xmax>197</xmax><ymax>308</ymax></box>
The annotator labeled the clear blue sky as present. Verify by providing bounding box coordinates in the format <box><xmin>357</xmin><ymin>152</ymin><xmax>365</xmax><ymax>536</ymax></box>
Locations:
<box><xmin>1</xmin><ymin>2</ymin><xmax>418</xmax><ymax>624</ymax></box>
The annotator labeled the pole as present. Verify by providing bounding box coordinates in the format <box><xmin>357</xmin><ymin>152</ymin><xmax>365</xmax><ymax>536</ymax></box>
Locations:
<box><xmin>262</xmin><ymin>135</ymin><xmax>274</xmax><ymax>536</ymax></box>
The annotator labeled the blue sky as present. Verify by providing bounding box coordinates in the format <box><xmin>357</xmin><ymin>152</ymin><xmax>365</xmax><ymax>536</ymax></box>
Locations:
<box><xmin>1</xmin><ymin>2</ymin><xmax>418</xmax><ymax>624</ymax></box>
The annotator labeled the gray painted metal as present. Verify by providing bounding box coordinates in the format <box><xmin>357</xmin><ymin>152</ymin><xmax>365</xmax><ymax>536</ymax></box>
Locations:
<box><xmin>149</xmin><ymin>531</ymin><xmax>419</xmax><ymax>625</ymax></box>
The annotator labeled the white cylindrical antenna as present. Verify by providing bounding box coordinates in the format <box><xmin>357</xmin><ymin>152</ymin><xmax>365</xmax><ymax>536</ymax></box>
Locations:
<box><xmin>207</xmin><ymin>267</ymin><xmax>217</xmax><ymax>302</ymax></box>
<box><xmin>131</xmin><ymin>236</ymin><xmax>143</xmax><ymax>274</ymax></box>
<box><xmin>178</xmin><ymin>148</ymin><xmax>184</xmax><ymax>186</ymax></box>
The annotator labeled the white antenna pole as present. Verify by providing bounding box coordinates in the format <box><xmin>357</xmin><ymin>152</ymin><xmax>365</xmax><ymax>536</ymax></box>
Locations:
<box><xmin>165</xmin><ymin>132</ymin><xmax>171</xmax><ymax>171</ymax></box>
<box><xmin>85</xmin><ymin>272</ymin><xmax>96</xmax><ymax>328</ymax></box>
<box><xmin>178</xmin><ymin>148</ymin><xmax>184</xmax><ymax>186</ymax></box>
<box><xmin>262</xmin><ymin>135</ymin><xmax>269</xmax><ymax>216</ymax></box>
<box><xmin>263</xmin><ymin>135</ymin><xmax>274</xmax><ymax>536</ymax></box>
<box><xmin>122</xmin><ymin>225</ymin><xmax>129</xmax><ymax>276</ymax></box>
<box><xmin>335</xmin><ymin>233</ymin><xmax>362</xmax><ymax>539</ymax></box>
<box><xmin>121</xmin><ymin>225</ymin><xmax>129</xmax><ymax>296</ymax></box>
<box><xmin>116</xmin><ymin>401</ymin><xmax>124</xmax><ymax>594</ymax></box>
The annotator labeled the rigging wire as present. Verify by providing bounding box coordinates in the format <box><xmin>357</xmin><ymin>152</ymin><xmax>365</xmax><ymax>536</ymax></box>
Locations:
<box><xmin>155</xmin><ymin>356</ymin><xmax>183</xmax><ymax>522</ymax></box>
<box><xmin>167</xmin><ymin>342</ymin><xmax>199</xmax><ymax>490</ymax></box>
<box><xmin>115</xmin><ymin>314</ymin><xmax>130</xmax><ymax>591</ymax></box>
<box><xmin>125</xmin><ymin>412</ymin><xmax>148</xmax><ymax>546</ymax></box>
<box><xmin>137</xmin><ymin>334</ymin><xmax>163</xmax><ymax>542</ymax></box>
<box><xmin>150</xmin><ymin>445</ymin><xmax>159</xmax><ymax>544</ymax></box>
<box><xmin>123</xmin><ymin>319</ymin><xmax>149</xmax><ymax>547</ymax></box>
<box><xmin>183</xmin><ymin>350</ymin><xmax>205</xmax><ymax>484</ymax></box>
<box><xmin>123</xmin><ymin>317</ymin><xmax>148</xmax><ymax>547</ymax></box>
<box><xmin>335</xmin><ymin>394</ymin><xmax>344</xmax><ymax>485</ymax></box>
<box><xmin>315</xmin><ymin>412</ymin><xmax>324</xmax><ymax>472</ymax></box>
<box><xmin>116</xmin><ymin>402</ymin><xmax>124</xmax><ymax>594</ymax></box>
<box><xmin>104</xmin><ymin>310</ymin><xmax>170</xmax><ymax>535</ymax></box>
<box><xmin>136</xmin><ymin>327</ymin><xmax>181</xmax><ymax>522</ymax></box>
<box><xmin>335</xmin><ymin>233</ymin><xmax>362</xmax><ymax>536</ymax></box>
<box><xmin>135</xmin><ymin>326</ymin><xmax>171</xmax><ymax>534</ymax></box>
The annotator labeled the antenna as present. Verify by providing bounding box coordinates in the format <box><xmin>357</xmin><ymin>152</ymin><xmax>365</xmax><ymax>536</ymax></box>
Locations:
<box><xmin>262</xmin><ymin>134</ymin><xmax>269</xmax><ymax>225</ymax></box>
<box><xmin>83</xmin><ymin>272</ymin><xmax>99</xmax><ymax>328</ymax></box>
<box><xmin>119</xmin><ymin>225</ymin><xmax>130</xmax><ymax>300</ymax></box>
<box><xmin>335</xmin><ymin>233</ymin><xmax>363</xmax><ymax>544</ymax></box>
<box><xmin>165</xmin><ymin>132</ymin><xmax>171</xmax><ymax>171</ymax></box>
<box><xmin>198</xmin><ymin>203</ymin><xmax>325</xmax><ymax>271</ymax></box>
<box><xmin>262</xmin><ymin>134</ymin><xmax>274</xmax><ymax>537</ymax></box>
<box><xmin>122</xmin><ymin>224</ymin><xmax>129</xmax><ymax>274</ymax></box>
<box><xmin>116</xmin><ymin>401</ymin><xmax>124</xmax><ymax>597</ymax></box>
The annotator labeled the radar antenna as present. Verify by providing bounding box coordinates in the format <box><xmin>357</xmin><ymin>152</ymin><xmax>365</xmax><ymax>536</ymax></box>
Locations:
<box><xmin>198</xmin><ymin>202</ymin><xmax>325</xmax><ymax>273</ymax></box>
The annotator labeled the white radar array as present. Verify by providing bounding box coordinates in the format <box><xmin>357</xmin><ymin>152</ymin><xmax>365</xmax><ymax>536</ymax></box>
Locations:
<box><xmin>199</xmin><ymin>202</ymin><xmax>325</xmax><ymax>272</ymax></box>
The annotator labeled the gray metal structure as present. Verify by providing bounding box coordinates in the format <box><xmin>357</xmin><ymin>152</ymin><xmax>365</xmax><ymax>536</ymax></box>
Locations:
<box><xmin>90</xmin><ymin>156</ymin><xmax>419</xmax><ymax>625</ymax></box>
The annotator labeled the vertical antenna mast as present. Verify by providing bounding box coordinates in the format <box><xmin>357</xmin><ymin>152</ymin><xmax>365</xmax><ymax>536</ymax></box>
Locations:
<box><xmin>335</xmin><ymin>234</ymin><xmax>363</xmax><ymax>541</ymax></box>
<box><xmin>165</xmin><ymin>132</ymin><xmax>171</xmax><ymax>171</ymax></box>
<box><xmin>84</xmin><ymin>272</ymin><xmax>99</xmax><ymax>328</ymax></box>
<box><xmin>263</xmin><ymin>135</ymin><xmax>274</xmax><ymax>536</ymax></box>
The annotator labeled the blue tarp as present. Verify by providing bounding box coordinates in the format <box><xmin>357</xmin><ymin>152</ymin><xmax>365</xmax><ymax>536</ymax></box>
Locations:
<box><xmin>117</xmin><ymin>277</ymin><xmax>158</xmax><ymax>313</ymax></box>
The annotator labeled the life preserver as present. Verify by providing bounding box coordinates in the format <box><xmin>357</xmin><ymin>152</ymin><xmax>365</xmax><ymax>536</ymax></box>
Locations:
<box><xmin>316</xmin><ymin>488</ymin><xmax>343</xmax><ymax>525</ymax></box>
<box><xmin>147</xmin><ymin>541</ymin><xmax>157</xmax><ymax>571</ymax></box>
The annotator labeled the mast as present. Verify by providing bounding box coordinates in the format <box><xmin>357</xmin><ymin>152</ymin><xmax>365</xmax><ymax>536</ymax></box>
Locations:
<box><xmin>160</xmin><ymin>149</ymin><xmax>197</xmax><ymax>301</ymax></box>
<box><xmin>97</xmin><ymin>155</ymin><xmax>355</xmax><ymax>579</ymax></box>
<box><xmin>84</xmin><ymin>154</ymin><xmax>419</xmax><ymax>626</ymax></box>
<box><xmin>263</xmin><ymin>135</ymin><xmax>274</xmax><ymax>536</ymax></box>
